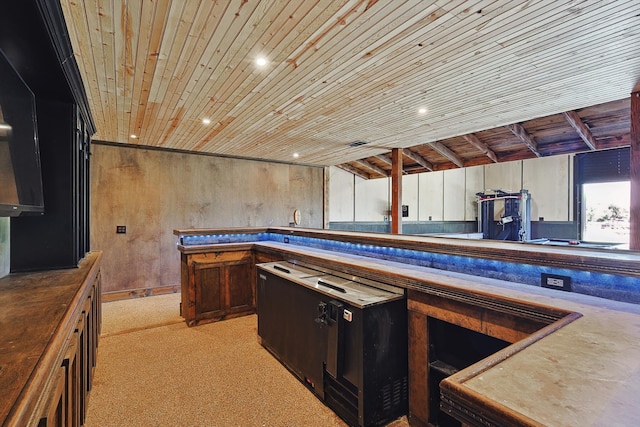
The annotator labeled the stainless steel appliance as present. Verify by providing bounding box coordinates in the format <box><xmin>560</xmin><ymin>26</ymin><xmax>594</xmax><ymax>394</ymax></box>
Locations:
<box><xmin>257</xmin><ymin>261</ymin><xmax>408</xmax><ymax>427</ymax></box>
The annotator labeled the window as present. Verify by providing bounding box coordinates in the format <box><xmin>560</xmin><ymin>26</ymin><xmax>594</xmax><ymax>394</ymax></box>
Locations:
<box><xmin>582</xmin><ymin>181</ymin><xmax>629</xmax><ymax>244</ymax></box>
<box><xmin>575</xmin><ymin>147</ymin><xmax>630</xmax><ymax>246</ymax></box>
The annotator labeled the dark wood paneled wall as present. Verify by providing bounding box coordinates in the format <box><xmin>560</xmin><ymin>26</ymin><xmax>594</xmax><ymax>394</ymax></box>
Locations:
<box><xmin>2</xmin><ymin>0</ymin><xmax>94</xmax><ymax>272</ymax></box>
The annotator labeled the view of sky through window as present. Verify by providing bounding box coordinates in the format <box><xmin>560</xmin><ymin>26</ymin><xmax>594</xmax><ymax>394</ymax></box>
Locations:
<box><xmin>583</xmin><ymin>181</ymin><xmax>630</xmax><ymax>246</ymax></box>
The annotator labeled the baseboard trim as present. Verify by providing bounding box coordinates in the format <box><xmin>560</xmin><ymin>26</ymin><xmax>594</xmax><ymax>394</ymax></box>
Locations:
<box><xmin>102</xmin><ymin>285</ymin><xmax>180</xmax><ymax>302</ymax></box>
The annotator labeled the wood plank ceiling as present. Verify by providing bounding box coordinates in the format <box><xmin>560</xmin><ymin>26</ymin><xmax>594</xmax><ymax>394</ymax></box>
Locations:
<box><xmin>60</xmin><ymin>1</ymin><xmax>640</xmax><ymax>177</ymax></box>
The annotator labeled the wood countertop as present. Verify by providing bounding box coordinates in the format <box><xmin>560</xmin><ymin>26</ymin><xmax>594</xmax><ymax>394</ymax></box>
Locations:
<box><xmin>177</xmin><ymin>242</ymin><xmax>254</xmax><ymax>254</ymax></box>
<box><xmin>0</xmin><ymin>252</ymin><xmax>102</xmax><ymax>426</ymax></box>
<box><xmin>251</xmin><ymin>242</ymin><xmax>640</xmax><ymax>426</ymax></box>
<box><xmin>174</xmin><ymin>226</ymin><xmax>640</xmax><ymax>278</ymax></box>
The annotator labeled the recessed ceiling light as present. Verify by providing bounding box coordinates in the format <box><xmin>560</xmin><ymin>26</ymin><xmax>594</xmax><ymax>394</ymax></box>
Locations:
<box><xmin>130</xmin><ymin>134</ymin><xmax>138</xmax><ymax>139</ymax></box>
<box><xmin>293</xmin><ymin>152</ymin><xmax>300</xmax><ymax>158</ymax></box>
<box><xmin>202</xmin><ymin>118</ymin><xmax>211</xmax><ymax>125</ymax></box>
<box><xmin>256</xmin><ymin>57</ymin><xmax>267</xmax><ymax>67</ymax></box>
<box><xmin>418</xmin><ymin>107</ymin><xmax>428</xmax><ymax>115</ymax></box>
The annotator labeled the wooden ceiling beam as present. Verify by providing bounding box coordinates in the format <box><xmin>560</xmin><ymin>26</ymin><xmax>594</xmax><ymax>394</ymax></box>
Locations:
<box><xmin>403</xmin><ymin>149</ymin><xmax>434</xmax><ymax>171</ymax></box>
<box><xmin>354</xmin><ymin>159</ymin><xmax>389</xmax><ymax>177</ymax></box>
<box><xmin>506</xmin><ymin>123</ymin><xmax>542</xmax><ymax>157</ymax></box>
<box><xmin>562</xmin><ymin>110</ymin><xmax>599</xmax><ymax>151</ymax></box>
<box><xmin>376</xmin><ymin>154</ymin><xmax>410</xmax><ymax>174</ymax></box>
<box><xmin>336</xmin><ymin>164</ymin><xmax>370</xmax><ymax>180</ymax></box>
<box><xmin>426</xmin><ymin>141</ymin><xmax>464</xmax><ymax>168</ymax></box>
<box><xmin>462</xmin><ymin>133</ymin><xmax>498</xmax><ymax>163</ymax></box>
<box><xmin>375</xmin><ymin>154</ymin><xmax>392</xmax><ymax>166</ymax></box>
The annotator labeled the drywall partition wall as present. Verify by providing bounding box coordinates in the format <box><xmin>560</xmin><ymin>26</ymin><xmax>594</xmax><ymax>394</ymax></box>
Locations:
<box><xmin>418</xmin><ymin>171</ymin><xmax>444</xmax><ymax>221</ymax></box>
<box><xmin>523</xmin><ymin>155</ymin><xmax>572</xmax><ymax>221</ymax></box>
<box><xmin>355</xmin><ymin>175</ymin><xmax>390</xmax><ymax>221</ymax></box>
<box><xmin>485</xmin><ymin>160</ymin><xmax>523</xmax><ymax>195</ymax></box>
<box><xmin>329</xmin><ymin>166</ymin><xmax>355</xmax><ymax>221</ymax></box>
<box><xmin>328</xmin><ymin>154</ymin><xmax>574</xmax><ymax>233</ymax></box>
<box><xmin>403</xmin><ymin>174</ymin><xmax>419</xmax><ymax>221</ymax></box>
<box><xmin>91</xmin><ymin>143</ymin><xmax>323</xmax><ymax>295</ymax></box>
<box><xmin>464</xmin><ymin>166</ymin><xmax>485</xmax><ymax>221</ymax></box>
<box><xmin>443</xmin><ymin>168</ymin><xmax>466</xmax><ymax>221</ymax></box>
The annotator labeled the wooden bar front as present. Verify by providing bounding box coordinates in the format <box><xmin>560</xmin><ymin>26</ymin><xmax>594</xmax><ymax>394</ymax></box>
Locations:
<box><xmin>0</xmin><ymin>252</ymin><xmax>102</xmax><ymax>427</ymax></box>
<box><xmin>175</xmin><ymin>228</ymin><xmax>640</xmax><ymax>426</ymax></box>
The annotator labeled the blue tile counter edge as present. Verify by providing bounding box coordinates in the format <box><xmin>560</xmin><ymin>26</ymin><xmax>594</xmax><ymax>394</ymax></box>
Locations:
<box><xmin>178</xmin><ymin>231</ymin><xmax>640</xmax><ymax>304</ymax></box>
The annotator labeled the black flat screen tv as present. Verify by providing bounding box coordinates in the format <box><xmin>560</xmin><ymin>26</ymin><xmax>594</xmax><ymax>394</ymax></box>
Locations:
<box><xmin>0</xmin><ymin>47</ymin><xmax>44</xmax><ymax>216</ymax></box>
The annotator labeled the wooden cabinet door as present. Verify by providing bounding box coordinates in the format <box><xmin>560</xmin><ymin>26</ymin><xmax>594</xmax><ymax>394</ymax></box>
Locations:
<box><xmin>38</xmin><ymin>366</ymin><xmax>66</xmax><ymax>427</ymax></box>
<box><xmin>63</xmin><ymin>334</ymin><xmax>80</xmax><ymax>427</ymax></box>
<box><xmin>186</xmin><ymin>250</ymin><xmax>255</xmax><ymax>325</ymax></box>
<box><xmin>226</xmin><ymin>261</ymin><xmax>253</xmax><ymax>313</ymax></box>
<box><xmin>194</xmin><ymin>263</ymin><xmax>225</xmax><ymax>320</ymax></box>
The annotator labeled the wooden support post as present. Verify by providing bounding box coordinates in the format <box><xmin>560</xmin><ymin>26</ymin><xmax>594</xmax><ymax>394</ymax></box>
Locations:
<box><xmin>323</xmin><ymin>167</ymin><xmax>330</xmax><ymax>229</ymax></box>
<box><xmin>631</xmin><ymin>91</ymin><xmax>640</xmax><ymax>250</ymax></box>
<box><xmin>408</xmin><ymin>310</ymin><xmax>429</xmax><ymax>426</ymax></box>
<box><xmin>391</xmin><ymin>148</ymin><xmax>403</xmax><ymax>234</ymax></box>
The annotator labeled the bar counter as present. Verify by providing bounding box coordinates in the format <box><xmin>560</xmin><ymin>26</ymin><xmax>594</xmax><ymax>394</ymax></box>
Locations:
<box><xmin>0</xmin><ymin>252</ymin><xmax>102</xmax><ymax>427</ymax></box>
<box><xmin>175</xmin><ymin>227</ymin><xmax>640</xmax><ymax>426</ymax></box>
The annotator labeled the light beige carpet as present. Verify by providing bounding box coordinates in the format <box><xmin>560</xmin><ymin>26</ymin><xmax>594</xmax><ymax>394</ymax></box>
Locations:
<box><xmin>100</xmin><ymin>293</ymin><xmax>183</xmax><ymax>337</ymax></box>
<box><xmin>88</xmin><ymin>295</ymin><xmax>408</xmax><ymax>426</ymax></box>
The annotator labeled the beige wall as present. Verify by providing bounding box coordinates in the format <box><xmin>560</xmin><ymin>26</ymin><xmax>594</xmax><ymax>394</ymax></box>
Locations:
<box><xmin>523</xmin><ymin>156</ymin><xmax>572</xmax><ymax>221</ymax></box>
<box><xmin>328</xmin><ymin>167</ymin><xmax>355</xmax><ymax>221</ymax></box>
<box><xmin>464</xmin><ymin>166</ymin><xmax>485</xmax><ymax>221</ymax></box>
<box><xmin>91</xmin><ymin>143</ymin><xmax>324</xmax><ymax>295</ymax></box>
<box><xmin>329</xmin><ymin>155</ymin><xmax>573</xmax><ymax>223</ymax></box>
<box><xmin>355</xmin><ymin>175</ymin><xmax>389</xmax><ymax>221</ymax></box>
<box><xmin>418</xmin><ymin>171</ymin><xmax>444</xmax><ymax>221</ymax></box>
<box><xmin>402</xmin><ymin>174</ymin><xmax>419</xmax><ymax>221</ymax></box>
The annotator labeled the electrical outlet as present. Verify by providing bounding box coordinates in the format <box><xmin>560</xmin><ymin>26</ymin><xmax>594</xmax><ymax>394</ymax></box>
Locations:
<box><xmin>541</xmin><ymin>273</ymin><xmax>572</xmax><ymax>292</ymax></box>
<box><xmin>116</xmin><ymin>225</ymin><xmax>126</xmax><ymax>234</ymax></box>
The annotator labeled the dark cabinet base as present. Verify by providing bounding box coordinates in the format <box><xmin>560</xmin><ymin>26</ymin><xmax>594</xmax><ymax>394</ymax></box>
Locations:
<box><xmin>181</xmin><ymin>250</ymin><xmax>255</xmax><ymax>327</ymax></box>
<box><xmin>257</xmin><ymin>266</ymin><xmax>408</xmax><ymax>427</ymax></box>
<box><xmin>0</xmin><ymin>252</ymin><xmax>102</xmax><ymax>426</ymax></box>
